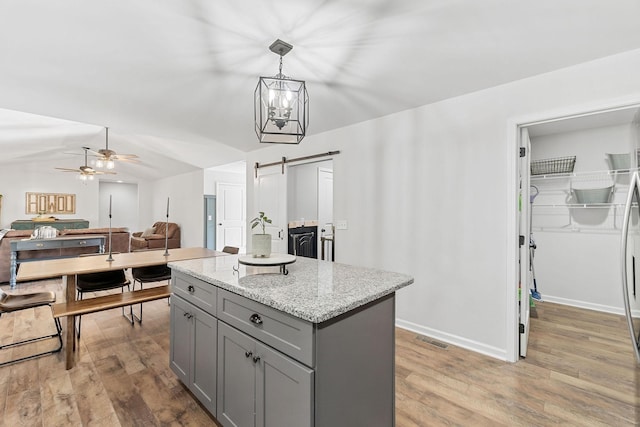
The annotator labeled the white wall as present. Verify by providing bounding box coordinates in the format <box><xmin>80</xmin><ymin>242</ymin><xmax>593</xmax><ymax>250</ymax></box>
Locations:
<box><xmin>98</xmin><ymin>182</ymin><xmax>138</xmax><ymax>231</ymax></box>
<box><xmin>203</xmin><ymin>169</ymin><xmax>245</xmax><ymax>195</ymax></box>
<box><xmin>531</xmin><ymin>124</ymin><xmax>636</xmax><ymax>171</ymax></box>
<box><xmin>0</xmin><ymin>165</ymin><xmax>100</xmax><ymax>229</ymax></box>
<box><xmin>151</xmin><ymin>169</ymin><xmax>205</xmax><ymax>248</ymax></box>
<box><xmin>246</xmin><ymin>48</ymin><xmax>640</xmax><ymax>360</ymax></box>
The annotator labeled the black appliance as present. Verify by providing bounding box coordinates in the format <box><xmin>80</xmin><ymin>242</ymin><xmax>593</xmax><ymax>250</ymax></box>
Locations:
<box><xmin>288</xmin><ymin>226</ymin><xmax>317</xmax><ymax>259</ymax></box>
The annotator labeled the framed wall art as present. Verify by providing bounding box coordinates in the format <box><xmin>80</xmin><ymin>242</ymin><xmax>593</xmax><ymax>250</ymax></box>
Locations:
<box><xmin>25</xmin><ymin>192</ymin><xmax>76</xmax><ymax>215</ymax></box>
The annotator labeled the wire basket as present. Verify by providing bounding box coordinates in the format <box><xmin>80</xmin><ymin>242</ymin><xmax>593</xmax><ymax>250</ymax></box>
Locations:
<box><xmin>530</xmin><ymin>156</ymin><xmax>576</xmax><ymax>175</ymax></box>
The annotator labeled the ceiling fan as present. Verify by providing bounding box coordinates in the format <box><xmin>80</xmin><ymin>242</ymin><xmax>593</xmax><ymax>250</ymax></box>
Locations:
<box><xmin>55</xmin><ymin>147</ymin><xmax>117</xmax><ymax>181</ymax></box>
<box><xmin>88</xmin><ymin>127</ymin><xmax>139</xmax><ymax>169</ymax></box>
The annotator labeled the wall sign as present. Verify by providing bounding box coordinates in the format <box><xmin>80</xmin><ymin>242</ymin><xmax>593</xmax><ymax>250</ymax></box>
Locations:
<box><xmin>25</xmin><ymin>192</ymin><xmax>76</xmax><ymax>215</ymax></box>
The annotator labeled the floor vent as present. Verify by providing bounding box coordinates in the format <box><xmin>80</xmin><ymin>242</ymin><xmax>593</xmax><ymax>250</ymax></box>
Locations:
<box><xmin>416</xmin><ymin>335</ymin><xmax>448</xmax><ymax>349</ymax></box>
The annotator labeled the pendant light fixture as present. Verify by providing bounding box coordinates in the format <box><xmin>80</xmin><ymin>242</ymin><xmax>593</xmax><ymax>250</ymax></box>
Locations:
<box><xmin>254</xmin><ymin>39</ymin><xmax>309</xmax><ymax>144</ymax></box>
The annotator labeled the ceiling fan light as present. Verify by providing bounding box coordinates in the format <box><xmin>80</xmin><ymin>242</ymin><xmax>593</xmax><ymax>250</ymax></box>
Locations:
<box><xmin>95</xmin><ymin>159</ymin><xmax>104</xmax><ymax>168</ymax></box>
<box><xmin>105</xmin><ymin>160</ymin><xmax>115</xmax><ymax>170</ymax></box>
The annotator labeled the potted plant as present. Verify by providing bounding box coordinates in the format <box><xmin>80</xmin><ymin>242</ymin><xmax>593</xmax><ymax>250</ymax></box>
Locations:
<box><xmin>250</xmin><ymin>211</ymin><xmax>272</xmax><ymax>257</ymax></box>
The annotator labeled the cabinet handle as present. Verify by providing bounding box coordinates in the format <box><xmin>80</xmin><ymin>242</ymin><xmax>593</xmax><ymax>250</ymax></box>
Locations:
<box><xmin>249</xmin><ymin>313</ymin><xmax>263</xmax><ymax>325</ymax></box>
<box><xmin>245</xmin><ymin>351</ymin><xmax>252</xmax><ymax>358</ymax></box>
<box><xmin>252</xmin><ymin>355</ymin><xmax>261</xmax><ymax>364</ymax></box>
<box><xmin>183</xmin><ymin>312</ymin><xmax>193</xmax><ymax>319</ymax></box>
<box><xmin>187</xmin><ymin>285</ymin><xmax>195</xmax><ymax>293</ymax></box>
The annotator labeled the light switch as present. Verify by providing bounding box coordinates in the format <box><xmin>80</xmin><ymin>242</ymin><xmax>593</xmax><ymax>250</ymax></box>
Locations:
<box><xmin>336</xmin><ymin>220</ymin><xmax>348</xmax><ymax>230</ymax></box>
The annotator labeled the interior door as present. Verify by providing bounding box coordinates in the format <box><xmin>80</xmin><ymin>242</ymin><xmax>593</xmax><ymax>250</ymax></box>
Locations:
<box><xmin>255</xmin><ymin>166</ymin><xmax>287</xmax><ymax>254</ymax></box>
<box><xmin>519</xmin><ymin>127</ymin><xmax>532</xmax><ymax>357</ymax></box>
<box><xmin>317</xmin><ymin>167</ymin><xmax>334</xmax><ymax>259</ymax></box>
<box><xmin>621</xmin><ymin>171</ymin><xmax>640</xmax><ymax>363</ymax></box>
<box><xmin>216</xmin><ymin>183</ymin><xmax>245</xmax><ymax>253</ymax></box>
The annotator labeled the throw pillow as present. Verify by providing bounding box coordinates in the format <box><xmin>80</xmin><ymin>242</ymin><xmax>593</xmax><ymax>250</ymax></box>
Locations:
<box><xmin>141</xmin><ymin>227</ymin><xmax>156</xmax><ymax>238</ymax></box>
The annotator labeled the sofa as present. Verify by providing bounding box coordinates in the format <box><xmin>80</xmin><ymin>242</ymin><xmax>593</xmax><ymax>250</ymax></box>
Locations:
<box><xmin>0</xmin><ymin>227</ymin><xmax>130</xmax><ymax>284</ymax></box>
<box><xmin>130</xmin><ymin>221</ymin><xmax>181</xmax><ymax>251</ymax></box>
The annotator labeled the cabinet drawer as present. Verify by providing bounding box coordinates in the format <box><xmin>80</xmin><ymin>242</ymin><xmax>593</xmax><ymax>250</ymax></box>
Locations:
<box><xmin>61</xmin><ymin>238</ymin><xmax>102</xmax><ymax>248</ymax></box>
<box><xmin>173</xmin><ymin>271</ymin><xmax>216</xmax><ymax>315</ymax></box>
<box><xmin>217</xmin><ymin>289</ymin><xmax>313</xmax><ymax>367</ymax></box>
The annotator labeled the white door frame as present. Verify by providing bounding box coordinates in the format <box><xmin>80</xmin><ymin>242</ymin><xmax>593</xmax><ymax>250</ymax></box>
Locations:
<box><xmin>506</xmin><ymin>96</ymin><xmax>640</xmax><ymax>362</ymax></box>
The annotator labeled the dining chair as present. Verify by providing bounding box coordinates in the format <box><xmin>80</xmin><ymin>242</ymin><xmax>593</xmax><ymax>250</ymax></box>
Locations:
<box><xmin>130</xmin><ymin>264</ymin><xmax>171</xmax><ymax>323</ymax></box>
<box><xmin>0</xmin><ymin>288</ymin><xmax>63</xmax><ymax>366</ymax></box>
<box><xmin>76</xmin><ymin>268</ymin><xmax>132</xmax><ymax>339</ymax></box>
<box><xmin>222</xmin><ymin>246</ymin><xmax>239</xmax><ymax>254</ymax></box>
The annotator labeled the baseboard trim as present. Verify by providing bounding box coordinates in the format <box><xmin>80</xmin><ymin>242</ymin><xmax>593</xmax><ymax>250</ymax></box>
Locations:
<box><xmin>540</xmin><ymin>295</ymin><xmax>640</xmax><ymax>317</ymax></box>
<box><xmin>395</xmin><ymin>319</ymin><xmax>508</xmax><ymax>362</ymax></box>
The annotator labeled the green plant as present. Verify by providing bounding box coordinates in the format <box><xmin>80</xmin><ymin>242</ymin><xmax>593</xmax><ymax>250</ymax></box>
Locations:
<box><xmin>250</xmin><ymin>211</ymin><xmax>272</xmax><ymax>234</ymax></box>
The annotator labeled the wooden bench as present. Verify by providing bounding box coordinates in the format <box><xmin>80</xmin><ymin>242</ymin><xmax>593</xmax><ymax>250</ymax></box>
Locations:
<box><xmin>52</xmin><ymin>285</ymin><xmax>171</xmax><ymax>318</ymax></box>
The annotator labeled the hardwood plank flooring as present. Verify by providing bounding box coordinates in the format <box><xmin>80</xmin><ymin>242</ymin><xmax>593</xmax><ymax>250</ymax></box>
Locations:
<box><xmin>1</xmin><ymin>279</ymin><xmax>638</xmax><ymax>426</ymax></box>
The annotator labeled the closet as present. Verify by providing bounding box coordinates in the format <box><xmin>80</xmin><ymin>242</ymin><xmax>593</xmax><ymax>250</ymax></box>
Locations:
<box><xmin>527</xmin><ymin>108</ymin><xmax>640</xmax><ymax>313</ymax></box>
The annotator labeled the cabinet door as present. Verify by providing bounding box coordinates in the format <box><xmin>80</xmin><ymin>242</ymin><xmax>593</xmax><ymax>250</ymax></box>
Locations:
<box><xmin>191</xmin><ymin>303</ymin><xmax>217</xmax><ymax>415</ymax></box>
<box><xmin>255</xmin><ymin>342</ymin><xmax>313</xmax><ymax>427</ymax></box>
<box><xmin>217</xmin><ymin>322</ymin><xmax>257</xmax><ymax>427</ymax></box>
<box><xmin>169</xmin><ymin>296</ymin><xmax>191</xmax><ymax>384</ymax></box>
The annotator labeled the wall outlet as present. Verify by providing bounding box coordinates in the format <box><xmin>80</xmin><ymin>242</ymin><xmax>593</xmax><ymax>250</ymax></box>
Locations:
<box><xmin>336</xmin><ymin>220</ymin><xmax>348</xmax><ymax>230</ymax></box>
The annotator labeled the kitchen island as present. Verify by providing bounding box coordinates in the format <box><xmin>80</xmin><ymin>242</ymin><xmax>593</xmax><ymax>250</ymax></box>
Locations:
<box><xmin>168</xmin><ymin>255</ymin><xmax>413</xmax><ymax>427</ymax></box>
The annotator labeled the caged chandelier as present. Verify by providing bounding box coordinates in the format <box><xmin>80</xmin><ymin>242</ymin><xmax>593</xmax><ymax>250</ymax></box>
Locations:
<box><xmin>254</xmin><ymin>39</ymin><xmax>309</xmax><ymax>144</ymax></box>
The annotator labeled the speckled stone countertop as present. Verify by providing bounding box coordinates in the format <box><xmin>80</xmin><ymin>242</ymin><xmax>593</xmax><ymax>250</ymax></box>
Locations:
<box><xmin>168</xmin><ymin>255</ymin><xmax>413</xmax><ymax>323</ymax></box>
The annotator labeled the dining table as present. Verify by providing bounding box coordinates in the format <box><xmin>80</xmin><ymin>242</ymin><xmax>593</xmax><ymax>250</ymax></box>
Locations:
<box><xmin>16</xmin><ymin>247</ymin><xmax>225</xmax><ymax>369</ymax></box>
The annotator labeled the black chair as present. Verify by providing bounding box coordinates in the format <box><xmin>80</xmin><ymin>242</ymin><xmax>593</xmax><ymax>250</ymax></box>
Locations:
<box><xmin>222</xmin><ymin>246</ymin><xmax>239</xmax><ymax>254</ymax></box>
<box><xmin>0</xmin><ymin>288</ymin><xmax>62</xmax><ymax>366</ymax></box>
<box><xmin>76</xmin><ymin>269</ymin><xmax>132</xmax><ymax>338</ymax></box>
<box><xmin>130</xmin><ymin>264</ymin><xmax>171</xmax><ymax>323</ymax></box>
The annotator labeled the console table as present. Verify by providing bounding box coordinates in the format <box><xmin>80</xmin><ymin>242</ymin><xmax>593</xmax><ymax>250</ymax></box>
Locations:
<box><xmin>10</xmin><ymin>235</ymin><xmax>105</xmax><ymax>288</ymax></box>
<box><xmin>11</xmin><ymin>219</ymin><xmax>89</xmax><ymax>231</ymax></box>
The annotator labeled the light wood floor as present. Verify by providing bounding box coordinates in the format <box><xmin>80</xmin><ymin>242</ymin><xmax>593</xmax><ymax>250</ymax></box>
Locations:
<box><xmin>1</xmin><ymin>279</ymin><xmax>639</xmax><ymax>426</ymax></box>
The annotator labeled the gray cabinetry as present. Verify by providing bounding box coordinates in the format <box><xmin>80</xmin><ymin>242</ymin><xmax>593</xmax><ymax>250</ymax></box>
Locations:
<box><xmin>255</xmin><ymin>338</ymin><xmax>313</xmax><ymax>427</ymax></box>
<box><xmin>217</xmin><ymin>288</ymin><xmax>313</xmax><ymax>366</ymax></box>
<box><xmin>217</xmin><ymin>322</ymin><xmax>258</xmax><ymax>427</ymax></box>
<box><xmin>217</xmin><ymin>322</ymin><xmax>313</xmax><ymax>427</ymax></box>
<box><xmin>170</xmin><ymin>294</ymin><xmax>217</xmax><ymax>415</ymax></box>
<box><xmin>169</xmin><ymin>267</ymin><xmax>401</xmax><ymax>427</ymax></box>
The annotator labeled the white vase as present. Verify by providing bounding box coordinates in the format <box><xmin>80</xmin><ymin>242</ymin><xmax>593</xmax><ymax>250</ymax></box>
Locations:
<box><xmin>252</xmin><ymin>234</ymin><xmax>272</xmax><ymax>258</ymax></box>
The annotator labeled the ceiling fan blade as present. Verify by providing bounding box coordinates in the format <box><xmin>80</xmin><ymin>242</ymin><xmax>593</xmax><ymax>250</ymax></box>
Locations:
<box><xmin>114</xmin><ymin>153</ymin><xmax>139</xmax><ymax>159</ymax></box>
<box><xmin>94</xmin><ymin>170</ymin><xmax>118</xmax><ymax>175</ymax></box>
<box><xmin>114</xmin><ymin>157</ymin><xmax>141</xmax><ymax>164</ymax></box>
<box><xmin>55</xmin><ymin>167</ymin><xmax>81</xmax><ymax>172</ymax></box>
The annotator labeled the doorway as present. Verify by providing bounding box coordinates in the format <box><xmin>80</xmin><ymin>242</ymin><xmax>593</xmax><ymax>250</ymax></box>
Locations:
<box><xmin>204</xmin><ymin>195</ymin><xmax>215</xmax><ymax>250</ymax></box>
<box><xmin>513</xmin><ymin>102</ymin><xmax>640</xmax><ymax>360</ymax></box>
<box><xmin>287</xmin><ymin>160</ymin><xmax>334</xmax><ymax>259</ymax></box>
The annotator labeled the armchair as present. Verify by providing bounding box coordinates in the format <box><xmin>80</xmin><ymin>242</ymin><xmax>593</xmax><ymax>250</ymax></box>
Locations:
<box><xmin>131</xmin><ymin>221</ymin><xmax>181</xmax><ymax>251</ymax></box>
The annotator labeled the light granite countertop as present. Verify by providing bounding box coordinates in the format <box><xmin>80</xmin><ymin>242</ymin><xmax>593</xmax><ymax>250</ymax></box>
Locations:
<box><xmin>168</xmin><ymin>255</ymin><xmax>413</xmax><ymax>323</ymax></box>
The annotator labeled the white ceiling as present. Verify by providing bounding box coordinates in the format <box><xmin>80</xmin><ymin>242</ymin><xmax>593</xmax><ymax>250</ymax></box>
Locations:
<box><xmin>1</xmin><ymin>0</ymin><xmax>640</xmax><ymax>181</ymax></box>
